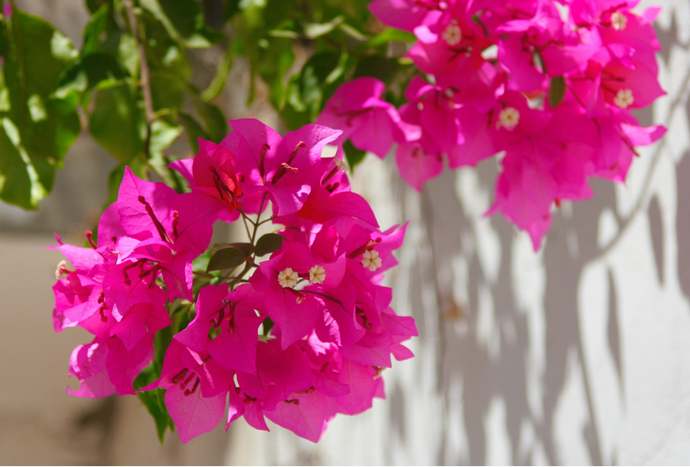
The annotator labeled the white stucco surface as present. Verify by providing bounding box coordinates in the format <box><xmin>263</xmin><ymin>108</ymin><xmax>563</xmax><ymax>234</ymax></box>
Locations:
<box><xmin>1</xmin><ymin>0</ymin><xmax>689</xmax><ymax>464</ymax></box>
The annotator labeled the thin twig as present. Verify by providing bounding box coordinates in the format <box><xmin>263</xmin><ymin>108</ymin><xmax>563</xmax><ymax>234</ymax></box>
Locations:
<box><xmin>123</xmin><ymin>0</ymin><xmax>155</xmax><ymax>159</ymax></box>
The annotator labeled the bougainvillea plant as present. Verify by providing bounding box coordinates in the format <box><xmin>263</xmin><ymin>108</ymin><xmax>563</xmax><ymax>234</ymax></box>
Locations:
<box><xmin>53</xmin><ymin>119</ymin><xmax>416</xmax><ymax>442</ymax></box>
<box><xmin>0</xmin><ymin>0</ymin><xmax>664</xmax><ymax>445</ymax></box>
<box><xmin>320</xmin><ymin>0</ymin><xmax>667</xmax><ymax>249</ymax></box>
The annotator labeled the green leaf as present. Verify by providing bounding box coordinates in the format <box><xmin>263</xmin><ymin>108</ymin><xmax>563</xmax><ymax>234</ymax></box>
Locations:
<box><xmin>178</xmin><ymin>111</ymin><xmax>210</xmax><ymax>152</ymax></box>
<box><xmin>338</xmin><ymin>22</ymin><xmax>368</xmax><ymax>42</ymax></box>
<box><xmin>0</xmin><ymin>118</ymin><xmax>36</xmax><ymax>208</ymax></box>
<box><xmin>135</xmin><ymin>326</ymin><xmax>174</xmax><ymax>444</ymax></box>
<box><xmin>343</xmin><ymin>139</ymin><xmax>366</xmax><ymax>172</ymax></box>
<box><xmin>365</xmin><ymin>28</ymin><xmax>416</xmax><ymax>47</ymax></box>
<box><xmin>0</xmin><ymin>9</ymin><xmax>81</xmax><ymax>208</ymax></box>
<box><xmin>82</xmin><ymin>3</ymin><xmax>113</xmax><ymax>55</ymax></box>
<box><xmin>303</xmin><ymin>16</ymin><xmax>344</xmax><ymax>39</ymax></box>
<box><xmin>150</xmin><ymin>71</ymin><xmax>186</xmax><ymax>111</ymax></box>
<box><xmin>223</xmin><ymin>0</ymin><xmax>242</xmax><ymax>22</ymax></box>
<box><xmin>137</xmin><ymin>389</ymin><xmax>174</xmax><ymax>443</ymax></box>
<box><xmin>56</xmin><ymin>53</ymin><xmax>129</xmax><ymax>97</ymax></box>
<box><xmin>192</xmin><ymin>99</ymin><xmax>227</xmax><ymax>143</ymax></box>
<box><xmin>201</xmin><ymin>48</ymin><xmax>234</xmax><ymax>102</ymax></box>
<box><xmin>549</xmin><ymin>76</ymin><xmax>566</xmax><ymax>108</ymax></box>
<box><xmin>207</xmin><ymin>247</ymin><xmax>248</xmax><ymax>271</ymax></box>
<box><xmin>259</xmin><ymin>37</ymin><xmax>294</xmax><ymax>109</ymax></box>
<box><xmin>213</xmin><ymin>242</ymin><xmax>254</xmax><ymax>256</ymax></box>
<box><xmin>89</xmin><ymin>80</ymin><xmax>146</xmax><ymax>162</ymax></box>
<box><xmin>255</xmin><ymin>233</ymin><xmax>284</xmax><ymax>257</ymax></box>
<box><xmin>353</xmin><ymin>56</ymin><xmax>401</xmax><ymax>84</ymax></box>
<box><xmin>140</xmin><ymin>0</ymin><xmax>222</xmax><ymax>48</ymax></box>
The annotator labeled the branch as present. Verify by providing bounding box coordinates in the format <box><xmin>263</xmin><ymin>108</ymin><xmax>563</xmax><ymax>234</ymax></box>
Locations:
<box><xmin>123</xmin><ymin>0</ymin><xmax>155</xmax><ymax>159</ymax></box>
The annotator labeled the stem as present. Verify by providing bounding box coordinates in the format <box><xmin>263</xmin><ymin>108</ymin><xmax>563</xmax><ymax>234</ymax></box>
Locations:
<box><xmin>225</xmin><ymin>193</ymin><xmax>269</xmax><ymax>289</ymax></box>
<box><xmin>250</xmin><ymin>193</ymin><xmax>269</xmax><ymax>245</ymax></box>
<box><xmin>123</xmin><ymin>0</ymin><xmax>155</xmax><ymax>160</ymax></box>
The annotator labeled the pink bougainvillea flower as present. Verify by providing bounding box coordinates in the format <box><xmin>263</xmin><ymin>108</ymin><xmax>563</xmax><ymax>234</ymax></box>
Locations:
<box><xmin>219</xmin><ymin>118</ymin><xmax>342</xmax><ymax>216</ymax></box>
<box><xmin>190</xmin><ymin>138</ymin><xmax>243</xmax><ymax>212</ymax></box>
<box><xmin>368</xmin><ymin>0</ymin><xmax>449</xmax><ymax>33</ymax></box>
<box><xmin>316</xmin><ymin>77</ymin><xmax>420</xmax><ymax>159</ymax></box>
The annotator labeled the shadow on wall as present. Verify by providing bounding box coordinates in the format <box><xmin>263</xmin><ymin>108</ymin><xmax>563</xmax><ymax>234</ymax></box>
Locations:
<box><xmin>382</xmin><ymin>14</ymin><xmax>681</xmax><ymax>467</ymax></box>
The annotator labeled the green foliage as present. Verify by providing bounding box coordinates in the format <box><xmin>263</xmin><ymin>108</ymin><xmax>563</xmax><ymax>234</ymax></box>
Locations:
<box><xmin>134</xmin><ymin>325</ymin><xmax>175</xmax><ymax>443</ymax></box>
<box><xmin>0</xmin><ymin>8</ymin><xmax>80</xmax><ymax>209</ymax></box>
<box><xmin>255</xmin><ymin>233</ymin><xmax>285</xmax><ymax>257</ymax></box>
<box><xmin>207</xmin><ymin>245</ymin><xmax>249</xmax><ymax>271</ymax></box>
<box><xmin>0</xmin><ymin>0</ymin><xmax>421</xmax><ymax>209</ymax></box>
<box><xmin>549</xmin><ymin>76</ymin><xmax>566</xmax><ymax>108</ymax></box>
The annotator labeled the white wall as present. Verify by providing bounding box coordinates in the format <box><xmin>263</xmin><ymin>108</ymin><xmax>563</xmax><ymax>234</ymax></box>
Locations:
<box><xmin>224</xmin><ymin>0</ymin><xmax>690</xmax><ymax>464</ymax></box>
<box><xmin>2</xmin><ymin>0</ymin><xmax>689</xmax><ymax>464</ymax></box>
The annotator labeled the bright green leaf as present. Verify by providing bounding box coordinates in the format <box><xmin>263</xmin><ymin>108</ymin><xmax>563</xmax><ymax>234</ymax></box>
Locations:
<box><xmin>303</xmin><ymin>16</ymin><xmax>344</xmax><ymax>39</ymax></box>
<box><xmin>366</xmin><ymin>28</ymin><xmax>417</xmax><ymax>47</ymax></box>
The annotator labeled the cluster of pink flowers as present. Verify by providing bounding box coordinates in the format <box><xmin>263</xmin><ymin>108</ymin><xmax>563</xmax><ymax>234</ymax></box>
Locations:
<box><xmin>52</xmin><ymin>119</ymin><xmax>416</xmax><ymax>443</ymax></box>
<box><xmin>318</xmin><ymin>0</ymin><xmax>666</xmax><ymax>249</ymax></box>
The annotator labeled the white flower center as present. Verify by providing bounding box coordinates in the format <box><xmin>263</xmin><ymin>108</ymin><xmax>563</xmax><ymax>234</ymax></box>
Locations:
<box><xmin>442</xmin><ymin>23</ymin><xmax>462</xmax><ymax>46</ymax></box>
<box><xmin>362</xmin><ymin>250</ymin><xmax>382</xmax><ymax>272</ymax></box>
<box><xmin>333</xmin><ymin>158</ymin><xmax>349</xmax><ymax>173</ymax></box>
<box><xmin>277</xmin><ymin>268</ymin><xmax>299</xmax><ymax>288</ymax></box>
<box><xmin>498</xmin><ymin>107</ymin><xmax>520</xmax><ymax>129</ymax></box>
<box><xmin>614</xmin><ymin>89</ymin><xmax>634</xmax><ymax>108</ymax></box>
<box><xmin>55</xmin><ymin>260</ymin><xmax>74</xmax><ymax>280</ymax></box>
<box><xmin>611</xmin><ymin>11</ymin><xmax>627</xmax><ymax>31</ymax></box>
<box><xmin>309</xmin><ymin>265</ymin><xmax>326</xmax><ymax>284</ymax></box>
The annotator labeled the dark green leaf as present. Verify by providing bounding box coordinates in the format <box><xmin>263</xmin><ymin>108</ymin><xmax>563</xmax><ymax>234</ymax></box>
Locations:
<box><xmin>150</xmin><ymin>72</ymin><xmax>186</xmax><ymax>111</ymax></box>
<box><xmin>549</xmin><ymin>76</ymin><xmax>566</xmax><ymax>108</ymax></box>
<box><xmin>262</xmin><ymin>316</ymin><xmax>274</xmax><ymax>337</ymax></box>
<box><xmin>178</xmin><ymin>111</ymin><xmax>210</xmax><ymax>152</ymax></box>
<box><xmin>140</xmin><ymin>0</ymin><xmax>222</xmax><ymax>48</ymax></box>
<box><xmin>263</xmin><ymin>0</ymin><xmax>299</xmax><ymax>30</ymax></box>
<box><xmin>137</xmin><ymin>388</ymin><xmax>174</xmax><ymax>443</ymax></box>
<box><xmin>56</xmin><ymin>53</ymin><xmax>129</xmax><ymax>96</ymax></box>
<box><xmin>353</xmin><ymin>56</ymin><xmax>401</xmax><ymax>84</ymax></box>
<box><xmin>192</xmin><ymin>99</ymin><xmax>227</xmax><ymax>143</ymax></box>
<box><xmin>89</xmin><ymin>80</ymin><xmax>146</xmax><ymax>162</ymax></box>
<box><xmin>343</xmin><ymin>139</ymin><xmax>366</xmax><ymax>172</ymax></box>
<box><xmin>223</xmin><ymin>0</ymin><xmax>242</xmax><ymax>22</ymax></box>
<box><xmin>213</xmin><ymin>242</ymin><xmax>254</xmax><ymax>256</ymax></box>
<box><xmin>255</xmin><ymin>233</ymin><xmax>284</xmax><ymax>257</ymax></box>
<box><xmin>85</xmin><ymin>0</ymin><xmax>109</xmax><ymax>14</ymax></box>
<box><xmin>259</xmin><ymin>37</ymin><xmax>294</xmax><ymax>109</ymax></box>
<box><xmin>207</xmin><ymin>246</ymin><xmax>248</xmax><ymax>271</ymax></box>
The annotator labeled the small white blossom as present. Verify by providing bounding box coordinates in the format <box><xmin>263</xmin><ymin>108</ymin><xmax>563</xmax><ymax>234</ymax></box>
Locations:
<box><xmin>611</xmin><ymin>11</ymin><xmax>627</xmax><ymax>31</ymax></box>
<box><xmin>498</xmin><ymin>107</ymin><xmax>520</xmax><ymax>129</ymax></box>
<box><xmin>309</xmin><ymin>265</ymin><xmax>326</xmax><ymax>284</ymax></box>
<box><xmin>277</xmin><ymin>268</ymin><xmax>299</xmax><ymax>288</ymax></box>
<box><xmin>362</xmin><ymin>250</ymin><xmax>382</xmax><ymax>272</ymax></box>
<box><xmin>614</xmin><ymin>89</ymin><xmax>634</xmax><ymax>109</ymax></box>
<box><xmin>55</xmin><ymin>260</ymin><xmax>73</xmax><ymax>280</ymax></box>
<box><xmin>442</xmin><ymin>23</ymin><xmax>462</xmax><ymax>46</ymax></box>
<box><xmin>333</xmin><ymin>158</ymin><xmax>349</xmax><ymax>173</ymax></box>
